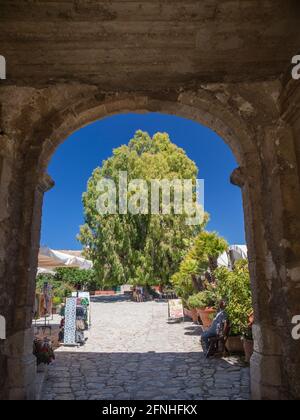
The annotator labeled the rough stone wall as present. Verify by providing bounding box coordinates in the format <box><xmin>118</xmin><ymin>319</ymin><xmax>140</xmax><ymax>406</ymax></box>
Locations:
<box><xmin>0</xmin><ymin>0</ymin><xmax>300</xmax><ymax>401</ymax></box>
<box><xmin>1</xmin><ymin>0</ymin><xmax>300</xmax><ymax>88</ymax></box>
<box><xmin>274</xmin><ymin>78</ymin><xmax>300</xmax><ymax>399</ymax></box>
<box><xmin>1</xmin><ymin>77</ymin><xmax>300</xmax><ymax>399</ymax></box>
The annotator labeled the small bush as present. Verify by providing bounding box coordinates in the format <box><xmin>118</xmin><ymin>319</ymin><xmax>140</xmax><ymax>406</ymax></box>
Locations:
<box><xmin>215</xmin><ymin>260</ymin><xmax>253</xmax><ymax>336</ymax></box>
<box><xmin>188</xmin><ymin>289</ymin><xmax>217</xmax><ymax>309</ymax></box>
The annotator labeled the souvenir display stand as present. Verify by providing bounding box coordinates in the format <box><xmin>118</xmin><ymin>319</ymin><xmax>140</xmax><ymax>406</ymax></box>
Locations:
<box><xmin>62</xmin><ymin>293</ymin><xmax>91</xmax><ymax>347</ymax></box>
<box><xmin>63</xmin><ymin>297</ymin><xmax>77</xmax><ymax>346</ymax></box>
<box><xmin>72</xmin><ymin>291</ymin><xmax>91</xmax><ymax>328</ymax></box>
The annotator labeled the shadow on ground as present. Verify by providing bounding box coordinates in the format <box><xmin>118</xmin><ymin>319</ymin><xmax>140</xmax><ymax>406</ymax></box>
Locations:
<box><xmin>91</xmin><ymin>295</ymin><xmax>172</xmax><ymax>305</ymax></box>
<box><xmin>91</xmin><ymin>295</ymin><xmax>132</xmax><ymax>304</ymax></box>
<box><xmin>183</xmin><ymin>325</ymin><xmax>204</xmax><ymax>336</ymax></box>
<box><xmin>41</xmin><ymin>350</ymin><xmax>250</xmax><ymax>401</ymax></box>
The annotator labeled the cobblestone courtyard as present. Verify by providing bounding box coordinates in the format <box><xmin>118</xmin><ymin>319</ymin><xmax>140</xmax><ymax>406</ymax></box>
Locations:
<box><xmin>41</xmin><ymin>296</ymin><xmax>250</xmax><ymax>400</ymax></box>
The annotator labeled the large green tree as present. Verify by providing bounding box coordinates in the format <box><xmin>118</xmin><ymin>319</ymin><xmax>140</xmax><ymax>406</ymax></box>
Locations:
<box><xmin>78</xmin><ymin>130</ymin><xmax>207</xmax><ymax>287</ymax></box>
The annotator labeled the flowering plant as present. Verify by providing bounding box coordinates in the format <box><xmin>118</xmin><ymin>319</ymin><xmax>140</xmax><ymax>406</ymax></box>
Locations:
<box><xmin>33</xmin><ymin>338</ymin><xmax>55</xmax><ymax>365</ymax></box>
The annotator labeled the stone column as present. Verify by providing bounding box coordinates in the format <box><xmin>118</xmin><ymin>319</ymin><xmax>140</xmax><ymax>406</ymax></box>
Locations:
<box><xmin>0</xmin><ymin>134</ymin><xmax>22</xmax><ymax>400</ymax></box>
<box><xmin>0</xmin><ymin>147</ymin><xmax>54</xmax><ymax>399</ymax></box>
<box><xmin>232</xmin><ymin>117</ymin><xmax>300</xmax><ymax>399</ymax></box>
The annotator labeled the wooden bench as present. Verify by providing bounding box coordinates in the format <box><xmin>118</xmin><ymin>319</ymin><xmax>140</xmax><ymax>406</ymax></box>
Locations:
<box><xmin>205</xmin><ymin>322</ymin><xmax>231</xmax><ymax>358</ymax></box>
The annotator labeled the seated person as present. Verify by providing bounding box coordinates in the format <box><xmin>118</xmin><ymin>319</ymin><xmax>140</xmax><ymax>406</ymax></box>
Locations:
<box><xmin>201</xmin><ymin>300</ymin><xmax>228</xmax><ymax>352</ymax></box>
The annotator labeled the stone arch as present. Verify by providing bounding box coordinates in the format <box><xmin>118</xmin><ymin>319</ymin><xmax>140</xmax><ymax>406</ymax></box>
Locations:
<box><xmin>1</xmin><ymin>81</ymin><xmax>300</xmax><ymax>400</ymax></box>
<box><xmin>26</xmin><ymin>90</ymin><xmax>260</xmax><ymax>384</ymax></box>
<box><xmin>20</xmin><ymin>86</ymin><xmax>258</xmax><ymax>179</ymax></box>
<box><xmin>39</xmin><ymin>98</ymin><xmax>251</xmax><ymax>169</ymax></box>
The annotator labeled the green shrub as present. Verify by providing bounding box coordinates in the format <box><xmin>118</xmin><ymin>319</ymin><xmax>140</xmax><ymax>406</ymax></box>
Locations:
<box><xmin>52</xmin><ymin>296</ymin><xmax>62</xmax><ymax>307</ymax></box>
<box><xmin>171</xmin><ymin>231</ymin><xmax>228</xmax><ymax>303</ymax></box>
<box><xmin>36</xmin><ymin>267</ymin><xmax>100</xmax><ymax>302</ymax></box>
<box><xmin>188</xmin><ymin>289</ymin><xmax>217</xmax><ymax>309</ymax></box>
<box><xmin>171</xmin><ymin>270</ymin><xmax>195</xmax><ymax>307</ymax></box>
<box><xmin>215</xmin><ymin>260</ymin><xmax>253</xmax><ymax>336</ymax></box>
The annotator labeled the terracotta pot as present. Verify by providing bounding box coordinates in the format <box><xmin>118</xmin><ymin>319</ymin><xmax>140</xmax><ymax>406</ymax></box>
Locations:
<box><xmin>183</xmin><ymin>308</ymin><xmax>198</xmax><ymax>323</ymax></box>
<box><xmin>191</xmin><ymin>308</ymin><xmax>199</xmax><ymax>323</ymax></box>
<box><xmin>243</xmin><ymin>338</ymin><xmax>254</xmax><ymax>363</ymax></box>
<box><xmin>184</xmin><ymin>308</ymin><xmax>192</xmax><ymax>319</ymax></box>
<box><xmin>226</xmin><ymin>336</ymin><xmax>244</xmax><ymax>354</ymax></box>
<box><xmin>197</xmin><ymin>307</ymin><xmax>216</xmax><ymax>330</ymax></box>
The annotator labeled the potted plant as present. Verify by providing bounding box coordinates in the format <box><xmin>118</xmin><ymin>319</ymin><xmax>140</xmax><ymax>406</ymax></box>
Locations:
<box><xmin>188</xmin><ymin>295</ymin><xmax>199</xmax><ymax>323</ymax></box>
<box><xmin>184</xmin><ymin>307</ymin><xmax>198</xmax><ymax>323</ymax></box>
<box><xmin>222</xmin><ymin>302</ymin><xmax>246</xmax><ymax>353</ymax></box>
<box><xmin>188</xmin><ymin>290</ymin><xmax>217</xmax><ymax>330</ymax></box>
<box><xmin>241</xmin><ymin>327</ymin><xmax>254</xmax><ymax>363</ymax></box>
<box><xmin>171</xmin><ymin>268</ymin><xmax>198</xmax><ymax>322</ymax></box>
<box><xmin>215</xmin><ymin>260</ymin><xmax>253</xmax><ymax>354</ymax></box>
<box><xmin>241</xmin><ymin>312</ymin><xmax>254</xmax><ymax>362</ymax></box>
<box><xmin>33</xmin><ymin>338</ymin><xmax>55</xmax><ymax>370</ymax></box>
<box><xmin>226</xmin><ymin>334</ymin><xmax>244</xmax><ymax>354</ymax></box>
<box><xmin>179</xmin><ymin>296</ymin><xmax>196</xmax><ymax>322</ymax></box>
<box><xmin>197</xmin><ymin>291</ymin><xmax>217</xmax><ymax>330</ymax></box>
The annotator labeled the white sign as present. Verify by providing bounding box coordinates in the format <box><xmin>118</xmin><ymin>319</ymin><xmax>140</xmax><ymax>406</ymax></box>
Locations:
<box><xmin>0</xmin><ymin>315</ymin><xmax>6</xmax><ymax>340</ymax></box>
<box><xmin>0</xmin><ymin>56</ymin><xmax>6</xmax><ymax>80</ymax></box>
<box><xmin>292</xmin><ymin>55</ymin><xmax>300</xmax><ymax>80</ymax></box>
<box><xmin>168</xmin><ymin>299</ymin><xmax>184</xmax><ymax>320</ymax></box>
<box><xmin>292</xmin><ymin>315</ymin><xmax>300</xmax><ymax>340</ymax></box>
<box><xmin>64</xmin><ymin>297</ymin><xmax>77</xmax><ymax>346</ymax></box>
<box><xmin>121</xmin><ymin>284</ymin><xmax>133</xmax><ymax>293</ymax></box>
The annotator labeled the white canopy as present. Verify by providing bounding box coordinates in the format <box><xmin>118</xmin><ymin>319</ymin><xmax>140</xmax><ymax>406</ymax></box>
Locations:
<box><xmin>217</xmin><ymin>252</ymin><xmax>230</xmax><ymax>268</ymax></box>
<box><xmin>39</xmin><ymin>247</ymin><xmax>93</xmax><ymax>270</ymax></box>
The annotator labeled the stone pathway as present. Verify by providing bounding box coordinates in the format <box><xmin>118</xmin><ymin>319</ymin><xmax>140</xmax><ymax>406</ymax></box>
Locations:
<box><xmin>41</xmin><ymin>296</ymin><xmax>250</xmax><ymax>400</ymax></box>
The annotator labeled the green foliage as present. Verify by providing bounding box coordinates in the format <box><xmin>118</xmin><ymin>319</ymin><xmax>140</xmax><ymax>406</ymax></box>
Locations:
<box><xmin>215</xmin><ymin>259</ymin><xmax>253</xmax><ymax>336</ymax></box>
<box><xmin>55</xmin><ymin>267</ymin><xmax>96</xmax><ymax>289</ymax></box>
<box><xmin>188</xmin><ymin>289</ymin><xmax>218</xmax><ymax>309</ymax></box>
<box><xmin>52</xmin><ymin>296</ymin><xmax>63</xmax><ymax>307</ymax></box>
<box><xmin>78</xmin><ymin>130</ymin><xmax>208</xmax><ymax>287</ymax></box>
<box><xmin>36</xmin><ymin>273</ymin><xmax>56</xmax><ymax>290</ymax></box>
<box><xmin>171</xmin><ymin>227</ymin><xmax>252</xmax><ymax>335</ymax></box>
<box><xmin>171</xmin><ymin>270</ymin><xmax>195</xmax><ymax>307</ymax></box>
<box><xmin>171</xmin><ymin>231</ymin><xmax>228</xmax><ymax>301</ymax></box>
<box><xmin>190</xmin><ymin>231</ymin><xmax>229</xmax><ymax>275</ymax></box>
<box><xmin>36</xmin><ymin>268</ymin><xmax>99</xmax><ymax>301</ymax></box>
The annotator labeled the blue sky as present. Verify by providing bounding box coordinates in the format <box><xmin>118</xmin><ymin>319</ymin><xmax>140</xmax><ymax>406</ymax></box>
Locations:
<box><xmin>41</xmin><ymin>113</ymin><xmax>245</xmax><ymax>250</ymax></box>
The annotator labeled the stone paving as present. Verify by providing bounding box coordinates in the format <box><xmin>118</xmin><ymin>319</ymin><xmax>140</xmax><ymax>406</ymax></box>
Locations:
<box><xmin>41</xmin><ymin>296</ymin><xmax>250</xmax><ymax>400</ymax></box>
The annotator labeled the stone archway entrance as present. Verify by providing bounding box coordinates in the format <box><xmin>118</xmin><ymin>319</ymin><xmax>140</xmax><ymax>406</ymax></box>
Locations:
<box><xmin>1</xmin><ymin>0</ymin><xmax>300</xmax><ymax>399</ymax></box>
<box><xmin>1</xmin><ymin>81</ymin><xmax>300</xmax><ymax>400</ymax></box>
